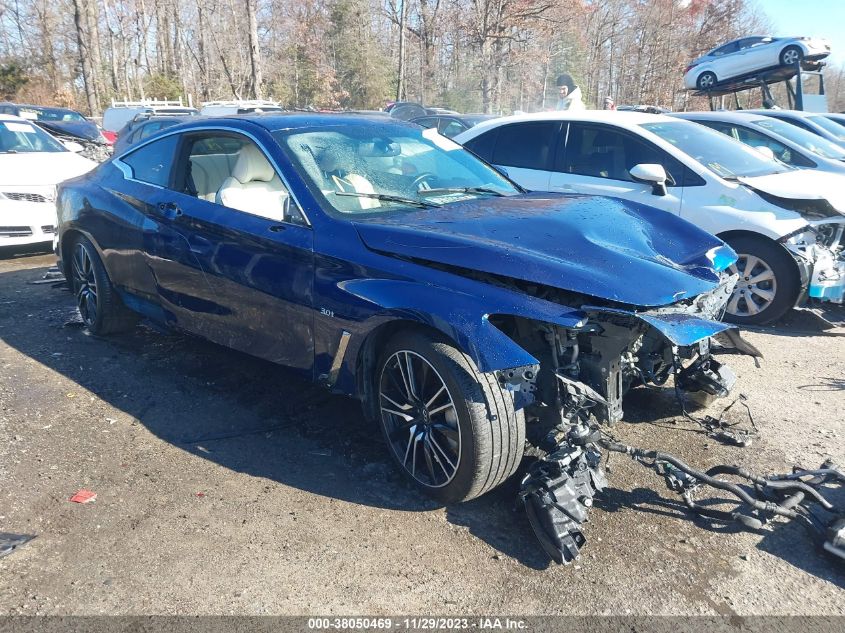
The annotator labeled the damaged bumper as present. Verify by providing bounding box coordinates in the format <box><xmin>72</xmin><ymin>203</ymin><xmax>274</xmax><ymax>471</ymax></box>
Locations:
<box><xmin>783</xmin><ymin>221</ymin><xmax>845</xmax><ymax>304</ymax></box>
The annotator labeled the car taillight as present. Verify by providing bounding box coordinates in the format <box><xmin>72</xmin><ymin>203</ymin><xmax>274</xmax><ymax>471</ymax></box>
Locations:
<box><xmin>101</xmin><ymin>130</ymin><xmax>116</xmax><ymax>145</ymax></box>
<box><xmin>685</xmin><ymin>65</ymin><xmax>695</xmax><ymax>74</ymax></box>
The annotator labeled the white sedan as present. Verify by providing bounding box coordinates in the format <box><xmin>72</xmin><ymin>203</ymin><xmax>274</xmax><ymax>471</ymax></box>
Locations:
<box><xmin>683</xmin><ymin>36</ymin><xmax>830</xmax><ymax>90</ymax></box>
<box><xmin>1</xmin><ymin>115</ymin><xmax>96</xmax><ymax>252</ymax></box>
<box><xmin>455</xmin><ymin>111</ymin><xmax>845</xmax><ymax>325</ymax></box>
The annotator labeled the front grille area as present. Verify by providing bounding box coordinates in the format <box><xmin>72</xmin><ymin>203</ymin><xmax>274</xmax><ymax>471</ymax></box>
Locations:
<box><xmin>0</xmin><ymin>226</ymin><xmax>33</xmax><ymax>237</ymax></box>
<box><xmin>2</xmin><ymin>192</ymin><xmax>50</xmax><ymax>203</ymax></box>
<box><xmin>41</xmin><ymin>225</ymin><xmax>56</xmax><ymax>234</ymax></box>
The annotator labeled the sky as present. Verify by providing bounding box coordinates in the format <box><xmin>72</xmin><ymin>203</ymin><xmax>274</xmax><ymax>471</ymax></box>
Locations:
<box><xmin>756</xmin><ymin>0</ymin><xmax>845</xmax><ymax>65</ymax></box>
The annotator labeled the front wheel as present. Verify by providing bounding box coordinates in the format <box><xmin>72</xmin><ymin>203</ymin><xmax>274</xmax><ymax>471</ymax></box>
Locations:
<box><xmin>780</xmin><ymin>45</ymin><xmax>803</xmax><ymax>66</ymax></box>
<box><xmin>376</xmin><ymin>330</ymin><xmax>525</xmax><ymax>504</ymax></box>
<box><xmin>722</xmin><ymin>235</ymin><xmax>800</xmax><ymax>325</ymax></box>
<box><xmin>69</xmin><ymin>235</ymin><xmax>138</xmax><ymax>335</ymax></box>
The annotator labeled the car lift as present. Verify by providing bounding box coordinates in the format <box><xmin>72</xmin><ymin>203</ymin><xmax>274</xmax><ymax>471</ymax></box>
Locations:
<box><xmin>692</xmin><ymin>60</ymin><xmax>826</xmax><ymax>112</ymax></box>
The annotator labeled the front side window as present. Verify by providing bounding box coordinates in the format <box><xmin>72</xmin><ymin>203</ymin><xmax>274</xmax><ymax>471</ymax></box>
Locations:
<box><xmin>642</xmin><ymin>121</ymin><xmax>789</xmax><ymax>179</ymax></box>
<box><xmin>491</xmin><ymin>122</ymin><xmax>557</xmax><ymax>170</ymax></box>
<box><xmin>180</xmin><ymin>133</ymin><xmax>302</xmax><ymax>224</ymax></box>
<box><xmin>560</xmin><ymin>123</ymin><xmax>689</xmax><ymax>185</ymax></box>
<box><xmin>275</xmin><ymin>124</ymin><xmax>518</xmax><ymax>216</ymax></box>
<box><xmin>0</xmin><ymin>119</ymin><xmax>67</xmax><ymax>153</ymax></box>
<box><xmin>121</xmin><ymin>134</ymin><xmax>179</xmax><ymax>186</ymax></box>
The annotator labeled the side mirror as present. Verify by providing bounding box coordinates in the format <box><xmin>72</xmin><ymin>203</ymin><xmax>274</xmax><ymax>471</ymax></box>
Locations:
<box><xmin>753</xmin><ymin>145</ymin><xmax>775</xmax><ymax>161</ymax></box>
<box><xmin>629</xmin><ymin>163</ymin><xmax>668</xmax><ymax>196</ymax></box>
<box><xmin>63</xmin><ymin>140</ymin><xmax>84</xmax><ymax>153</ymax></box>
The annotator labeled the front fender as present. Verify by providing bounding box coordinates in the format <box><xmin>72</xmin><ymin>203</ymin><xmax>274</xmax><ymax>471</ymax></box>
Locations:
<box><xmin>340</xmin><ymin>277</ymin><xmax>586</xmax><ymax>375</ymax></box>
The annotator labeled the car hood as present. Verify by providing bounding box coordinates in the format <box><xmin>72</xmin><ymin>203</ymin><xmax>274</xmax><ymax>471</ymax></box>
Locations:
<box><xmin>0</xmin><ymin>152</ymin><xmax>97</xmax><ymax>187</ymax></box>
<box><xmin>35</xmin><ymin>120</ymin><xmax>101</xmax><ymax>142</ymax></box>
<box><xmin>353</xmin><ymin>193</ymin><xmax>732</xmax><ymax>307</ymax></box>
<box><xmin>739</xmin><ymin>170</ymin><xmax>845</xmax><ymax>216</ymax></box>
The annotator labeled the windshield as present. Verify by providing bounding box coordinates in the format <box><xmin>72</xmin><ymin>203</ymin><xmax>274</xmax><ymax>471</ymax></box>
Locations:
<box><xmin>0</xmin><ymin>120</ymin><xmax>67</xmax><ymax>153</ymax></box>
<box><xmin>641</xmin><ymin>120</ymin><xmax>789</xmax><ymax>178</ymax></box>
<box><xmin>275</xmin><ymin>123</ymin><xmax>519</xmax><ymax>216</ymax></box>
<box><xmin>752</xmin><ymin>117</ymin><xmax>845</xmax><ymax>159</ymax></box>
<box><xmin>807</xmin><ymin>115</ymin><xmax>845</xmax><ymax>142</ymax></box>
<box><xmin>25</xmin><ymin>107</ymin><xmax>87</xmax><ymax>123</ymax></box>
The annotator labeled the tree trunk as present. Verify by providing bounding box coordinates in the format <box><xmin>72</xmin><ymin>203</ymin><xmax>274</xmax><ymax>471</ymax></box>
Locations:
<box><xmin>73</xmin><ymin>0</ymin><xmax>100</xmax><ymax>114</ymax></box>
<box><xmin>247</xmin><ymin>0</ymin><xmax>263</xmax><ymax>99</ymax></box>
<box><xmin>396</xmin><ymin>0</ymin><xmax>407</xmax><ymax>101</ymax></box>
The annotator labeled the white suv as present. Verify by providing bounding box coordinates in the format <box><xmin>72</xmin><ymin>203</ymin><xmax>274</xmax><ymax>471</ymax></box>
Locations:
<box><xmin>455</xmin><ymin>111</ymin><xmax>845</xmax><ymax>324</ymax></box>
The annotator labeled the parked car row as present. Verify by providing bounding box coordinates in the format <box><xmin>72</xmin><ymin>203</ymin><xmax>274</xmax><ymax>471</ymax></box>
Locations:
<box><xmin>455</xmin><ymin>110</ymin><xmax>845</xmax><ymax>323</ymax></box>
<box><xmin>2</xmin><ymin>101</ymin><xmax>843</xmax><ymax>509</ymax></box>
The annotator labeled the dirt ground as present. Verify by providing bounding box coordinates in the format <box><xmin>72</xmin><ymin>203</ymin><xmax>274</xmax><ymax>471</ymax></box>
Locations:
<box><xmin>0</xmin><ymin>251</ymin><xmax>843</xmax><ymax>616</ymax></box>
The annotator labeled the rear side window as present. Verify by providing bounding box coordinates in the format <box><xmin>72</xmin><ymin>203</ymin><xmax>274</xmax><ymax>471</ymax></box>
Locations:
<box><xmin>491</xmin><ymin>122</ymin><xmax>556</xmax><ymax>170</ymax></box>
<box><xmin>121</xmin><ymin>135</ymin><xmax>178</xmax><ymax>187</ymax></box>
<box><xmin>462</xmin><ymin>128</ymin><xmax>498</xmax><ymax>162</ymax></box>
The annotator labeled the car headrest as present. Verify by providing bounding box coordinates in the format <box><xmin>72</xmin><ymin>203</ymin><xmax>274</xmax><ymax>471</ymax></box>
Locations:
<box><xmin>232</xmin><ymin>144</ymin><xmax>275</xmax><ymax>184</ymax></box>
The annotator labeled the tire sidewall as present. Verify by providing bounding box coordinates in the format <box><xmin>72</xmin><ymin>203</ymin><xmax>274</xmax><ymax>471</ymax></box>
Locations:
<box><xmin>376</xmin><ymin>331</ymin><xmax>483</xmax><ymax>504</ymax></box>
<box><xmin>723</xmin><ymin>235</ymin><xmax>800</xmax><ymax>325</ymax></box>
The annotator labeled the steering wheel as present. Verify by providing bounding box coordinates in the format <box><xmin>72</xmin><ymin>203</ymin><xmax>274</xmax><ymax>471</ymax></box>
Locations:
<box><xmin>412</xmin><ymin>172</ymin><xmax>438</xmax><ymax>191</ymax></box>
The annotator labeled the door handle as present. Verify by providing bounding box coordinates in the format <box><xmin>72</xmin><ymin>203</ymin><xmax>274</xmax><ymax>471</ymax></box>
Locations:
<box><xmin>268</xmin><ymin>224</ymin><xmax>287</xmax><ymax>233</ymax></box>
<box><xmin>158</xmin><ymin>201</ymin><xmax>183</xmax><ymax>219</ymax></box>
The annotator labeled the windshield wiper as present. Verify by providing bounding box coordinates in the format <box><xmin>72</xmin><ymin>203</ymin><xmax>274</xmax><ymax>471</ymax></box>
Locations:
<box><xmin>333</xmin><ymin>191</ymin><xmax>441</xmax><ymax>208</ymax></box>
<box><xmin>419</xmin><ymin>186</ymin><xmax>507</xmax><ymax>197</ymax></box>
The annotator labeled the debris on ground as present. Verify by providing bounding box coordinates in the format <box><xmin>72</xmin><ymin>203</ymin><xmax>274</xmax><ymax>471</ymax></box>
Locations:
<box><xmin>0</xmin><ymin>533</ymin><xmax>36</xmax><ymax>558</ymax></box>
<box><xmin>69</xmin><ymin>490</ymin><xmax>97</xmax><ymax>504</ymax></box>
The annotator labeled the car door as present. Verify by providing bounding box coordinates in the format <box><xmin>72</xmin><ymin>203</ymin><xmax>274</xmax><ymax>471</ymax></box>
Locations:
<box><xmin>548</xmin><ymin>122</ymin><xmax>683</xmax><ymax>214</ymax></box>
<box><xmin>145</xmin><ymin>130</ymin><xmax>315</xmax><ymax>371</ymax></box>
<box><xmin>711</xmin><ymin>41</ymin><xmax>741</xmax><ymax>78</ymax></box>
<box><xmin>487</xmin><ymin>121</ymin><xmax>560</xmax><ymax>190</ymax></box>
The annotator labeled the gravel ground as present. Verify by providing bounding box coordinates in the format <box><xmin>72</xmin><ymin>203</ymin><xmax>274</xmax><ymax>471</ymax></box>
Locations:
<box><xmin>0</xmin><ymin>252</ymin><xmax>843</xmax><ymax>616</ymax></box>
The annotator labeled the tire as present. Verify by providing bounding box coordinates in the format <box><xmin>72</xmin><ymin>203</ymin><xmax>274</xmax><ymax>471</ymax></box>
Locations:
<box><xmin>376</xmin><ymin>329</ymin><xmax>525</xmax><ymax>504</ymax></box>
<box><xmin>696</xmin><ymin>71</ymin><xmax>717</xmax><ymax>90</ymax></box>
<box><xmin>780</xmin><ymin>45</ymin><xmax>803</xmax><ymax>67</ymax></box>
<box><xmin>69</xmin><ymin>235</ymin><xmax>138</xmax><ymax>335</ymax></box>
<box><xmin>722</xmin><ymin>235</ymin><xmax>800</xmax><ymax>326</ymax></box>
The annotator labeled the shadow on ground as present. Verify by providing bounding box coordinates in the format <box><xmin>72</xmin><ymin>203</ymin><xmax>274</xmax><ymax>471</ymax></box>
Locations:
<box><xmin>1</xmin><ymin>262</ymin><xmax>843</xmax><ymax>580</ymax></box>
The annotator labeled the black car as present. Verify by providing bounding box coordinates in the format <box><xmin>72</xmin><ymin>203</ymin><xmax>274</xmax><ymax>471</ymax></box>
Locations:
<box><xmin>411</xmin><ymin>114</ymin><xmax>498</xmax><ymax>138</ymax></box>
<box><xmin>112</xmin><ymin>116</ymin><xmax>194</xmax><ymax>153</ymax></box>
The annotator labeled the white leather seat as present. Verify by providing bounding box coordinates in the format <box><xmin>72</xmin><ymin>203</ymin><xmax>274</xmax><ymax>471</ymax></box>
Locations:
<box><xmin>216</xmin><ymin>144</ymin><xmax>289</xmax><ymax>220</ymax></box>
<box><xmin>315</xmin><ymin>150</ymin><xmax>380</xmax><ymax>210</ymax></box>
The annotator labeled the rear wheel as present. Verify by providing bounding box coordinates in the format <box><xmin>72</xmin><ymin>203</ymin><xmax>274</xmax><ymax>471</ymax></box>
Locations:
<box><xmin>376</xmin><ymin>330</ymin><xmax>525</xmax><ymax>504</ymax></box>
<box><xmin>697</xmin><ymin>71</ymin><xmax>717</xmax><ymax>90</ymax></box>
<box><xmin>780</xmin><ymin>45</ymin><xmax>803</xmax><ymax>66</ymax></box>
<box><xmin>722</xmin><ymin>235</ymin><xmax>800</xmax><ymax>325</ymax></box>
<box><xmin>69</xmin><ymin>235</ymin><xmax>138</xmax><ymax>335</ymax></box>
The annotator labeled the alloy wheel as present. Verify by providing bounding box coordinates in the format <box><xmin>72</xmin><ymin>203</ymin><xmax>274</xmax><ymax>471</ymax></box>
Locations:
<box><xmin>72</xmin><ymin>242</ymin><xmax>98</xmax><ymax>326</ymax></box>
<box><xmin>783</xmin><ymin>48</ymin><xmax>801</xmax><ymax>65</ymax></box>
<box><xmin>379</xmin><ymin>350</ymin><xmax>461</xmax><ymax>488</ymax></box>
<box><xmin>726</xmin><ymin>254</ymin><xmax>777</xmax><ymax>318</ymax></box>
<box><xmin>699</xmin><ymin>73</ymin><xmax>715</xmax><ymax>89</ymax></box>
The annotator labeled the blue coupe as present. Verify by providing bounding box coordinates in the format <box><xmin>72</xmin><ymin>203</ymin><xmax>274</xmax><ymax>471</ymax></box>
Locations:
<box><xmin>56</xmin><ymin>114</ymin><xmax>745</xmax><ymax>504</ymax></box>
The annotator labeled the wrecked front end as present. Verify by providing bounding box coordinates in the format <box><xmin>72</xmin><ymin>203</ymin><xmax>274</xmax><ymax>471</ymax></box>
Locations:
<box><xmin>490</xmin><ymin>274</ymin><xmax>765</xmax><ymax>564</ymax></box>
<box><xmin>492</xmin><ymin>273</ymin><xmax>743</xmax><ymax>430</ymax></box>
<box><xmin>780</xmin><ymin>218</ymin><xmax>845</xmax><ymax>304</ymax></box>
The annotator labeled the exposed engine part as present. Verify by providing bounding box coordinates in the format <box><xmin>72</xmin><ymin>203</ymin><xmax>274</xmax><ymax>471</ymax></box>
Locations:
<box><xmin>675</xmin><ymin>355</ymin><xmax>736</xmax><ymax>397</ymax></box>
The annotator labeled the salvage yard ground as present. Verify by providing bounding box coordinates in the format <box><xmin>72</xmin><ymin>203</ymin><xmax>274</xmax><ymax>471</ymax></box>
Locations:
<box><xmin>0</xmin><ymin>252</ymin><xmax>843</xmax><ymax>615</ymax></box>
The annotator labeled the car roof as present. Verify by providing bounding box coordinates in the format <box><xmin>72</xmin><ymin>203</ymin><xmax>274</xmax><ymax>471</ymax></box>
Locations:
<box><xmin>461</xmin><ymin>110</ymin><xmax>674</xmax><ymax>137</ymax></box>
<box><xmin>0</xmin><ymin>113</ymin><xmax>32</xmax><ymax>123</ymax></box>
<box><xmin>744</xmin><ymin>109</ymin><xmax>812</xmax><ymax>118</ymax></box>
<box><xmin>168</xmin><ymin>112</ymin><xmax>421</xmax><ymax>134</ymax></box>
<box><xmin>671</xmin><ymin>111</ymin><xmax>775</xmax><ymax>123</ymax></box>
